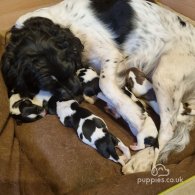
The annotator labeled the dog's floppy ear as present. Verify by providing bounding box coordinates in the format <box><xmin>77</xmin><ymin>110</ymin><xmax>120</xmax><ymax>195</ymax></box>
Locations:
<box><xmin>12</xmin><ymin>99</ymin><xmax>24</xmax><ymax>108</ymax></box>
<box><xmin>71</xmin><ymin>102</ymin><xmax>79</xmax><ymax>110</ymax></box>
<box><xmin>47</xmin><ymin>95</ymin><xmax>58</xmax><ymax>115</ymax></box>
<box><xmin>64</xmin><ymin>116</ymin><xmax>73</xmax><ymax>128</ymax></box>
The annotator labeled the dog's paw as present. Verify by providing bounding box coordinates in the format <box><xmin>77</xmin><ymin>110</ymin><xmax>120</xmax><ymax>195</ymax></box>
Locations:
<box><xmin>83</xmin><ymin>94</ymin><xmax>96</xmax><ymax>104</ymax></box>
<box><xmin>122</xmin><ymin>147</ymin><xmax>154</xmax><ymax>174</ymax></box>
<box><xmin>130</xmin><ymin>144</ymin><xmax>145</xmax><ymax>151</ymax></box>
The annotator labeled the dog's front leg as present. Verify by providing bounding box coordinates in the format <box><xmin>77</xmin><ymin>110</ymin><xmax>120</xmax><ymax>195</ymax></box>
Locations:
<box><xmin>98</xmin><ymin>51</ymin><xmax>145</xmax><ymax>132</ymax></box>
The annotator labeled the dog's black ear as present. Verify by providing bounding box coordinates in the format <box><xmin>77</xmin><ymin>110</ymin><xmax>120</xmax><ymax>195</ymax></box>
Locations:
<box><xmin>47</xmin><ymin>95</ymin><xmax>58</xmax><ymax>115</ymax></box>
<box><xmin>110</xmin><ymin>134</ymin><xmax>119</xmax><ymax>146</ymax></box>
<box><xmin>12</xmin><ymin>99</ymin><xmax>24</xmax><ymax>108</ymax></box>
<box><xmin>43</xmin><ymin>100</ymin><xmax>48</xmax><ymax>110</ymax></box>
<box><xmin>95</xmin><ymin>139</ymin><xmax>110</xmax><ymax>159</ymax></box>
<box><xmin>71</xmin><ymin>102</ymin><xmax>79</xmax><ymax>110</ymax></box>
<box><xmin>64</xmin><ymin>116</ymin><xmax>73</xmax><ymax>128</ymax></box>
<box><xmin>107</xmin><ymin>141</ymin><xmax>119</xmax><ymax>161</ymax></box>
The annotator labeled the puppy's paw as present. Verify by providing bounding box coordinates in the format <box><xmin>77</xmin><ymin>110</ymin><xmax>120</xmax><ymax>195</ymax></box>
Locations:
<box><xmin>130</xmin><ymin>144</ymin><xmax>145</xmax><ymax>151</ymax></box>
<box><xmin>83</xmin><ymin>94</ymin><xmax>96</xmax><ymax>104</ymax></box>
<box><xmin>104</xmin><ymin>106</ymin><xmax>120</xmax><ymax>119</ymax></box>
<box><xmin>122</xmin><ymin>147</ymin><xmax>154</xmax><ymax>174</ymax></box>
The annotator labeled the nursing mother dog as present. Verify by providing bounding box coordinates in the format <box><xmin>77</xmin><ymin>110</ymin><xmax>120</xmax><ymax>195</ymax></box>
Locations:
<box><xmin>10</xmin><ymin>0</ymin><xmax>195</xmax><ymax>173</ymax></box>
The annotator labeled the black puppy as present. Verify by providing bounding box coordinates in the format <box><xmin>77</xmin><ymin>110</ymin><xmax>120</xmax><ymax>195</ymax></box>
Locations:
<box><xmin>1</xmin><ymin>17</ymin><xmax>83</xmax><ymax>99</ymax></box>
<box><xmin>56</xmin><ymin>100</ymin><xmax>131</xmax><ymax>165</ymax></box>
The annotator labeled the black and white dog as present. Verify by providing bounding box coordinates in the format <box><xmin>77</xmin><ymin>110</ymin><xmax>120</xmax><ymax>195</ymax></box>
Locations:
<box><xmin>56</xmin><ymin>99</ymin><xmax>131</xmax><ymax>165</ymax></box>
<box><xmin>9</xmin><ymin>90</ymin><xmax>52</xmax><ymax>123</ymax></box>
<box><xmin>2</xmin><ymin>0</ymin><xmax>195</xmax><ymax>174</ymax></box>
<box><xmin>76</xmin><ymin>67</ymin><xmax>100</xmax><ymax>104</ymax></box>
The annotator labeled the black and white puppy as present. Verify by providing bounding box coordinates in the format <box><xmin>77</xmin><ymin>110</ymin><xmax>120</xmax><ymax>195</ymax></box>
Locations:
<box><xmin>125</xmin><ymin>67</ymin><xmax>159</xmax><ymax>114</ymax></box>
<box><xmin>76</xmin><ymin>67</ymin><xmax>100</xmax><ymax>104</ymax></box>
<box><xmin>56</xmin><ymin>100</ymin><xmax>131</xmax><ymax>165</ymax></box>
<box><xmin>124</xmin><ymin>87</ymin><xmax>160</xmax><ymax>150</ymax></box>
<box><xmin>77</xmin><ymin>67</ymin><xmax>122</xmax><ymax>118</ymax></box>
<box><xmin>9</xmin><ymin>90</ymin><xmax>50</xmax><ymax>123</ymax></box>
<box><xmin>125</xmin><ymin>67</ymin><xmax>195</xmax><ymax>121</ymax></box>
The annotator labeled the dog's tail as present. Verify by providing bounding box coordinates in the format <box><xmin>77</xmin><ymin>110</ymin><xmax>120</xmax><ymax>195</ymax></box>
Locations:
<box><xmin>158</xmin><ymin>118</ymin><xmax>195</xmax><ymax>163</ymax></box>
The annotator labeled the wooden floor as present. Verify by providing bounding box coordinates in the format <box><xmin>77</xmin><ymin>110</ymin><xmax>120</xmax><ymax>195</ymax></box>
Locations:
<box><xmin>0</xmin><ymin>0</ymin><xmax>60</xmax><ymax>34</ymax></box>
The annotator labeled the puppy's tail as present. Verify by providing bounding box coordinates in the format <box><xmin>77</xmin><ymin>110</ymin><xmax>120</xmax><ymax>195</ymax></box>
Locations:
<box><xmin>158</xmin><ymin>118</ymin><xmax>195</xmax><ymax>163</ymax></box>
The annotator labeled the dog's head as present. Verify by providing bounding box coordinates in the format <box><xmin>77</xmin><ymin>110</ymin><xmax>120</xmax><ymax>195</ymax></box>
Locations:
<box><xmin>125</xmin><ymin>67</ymin><xmax>146</xmax><ymax>91</ymax></box>
<box><xmin>11</xmin><ymin>98</ymin><xmax>46</xmax><ymax>124</ymax></box>
<box><xmin>76</xmin><ymin>68</ymin><xmax>99</xmax><ymax>84</ymax></box>
<box><xmin>1</xmin><ymin>17</ymin><xmax>84</xmax><ymax>98</ymax></box>
<box><xmin>76</xmin><ymin>68</ymin><xmax>100</xmax><ymax>99</ymax></box>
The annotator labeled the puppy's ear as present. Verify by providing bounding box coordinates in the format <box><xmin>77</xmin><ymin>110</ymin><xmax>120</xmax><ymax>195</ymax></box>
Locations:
<box><xmin>64</xmin><ymin>116</ymin><xmax>73</xmax><ymax>128</ymax></box>
<box><xmin>126</xmin><ymin>76</ymin><xmax>134</xmax><ymax>90</ymax></box>
<box><xmin>47</xmin><ymin>96</ymin><xmax>57</xmax><ymax>115</ymax></box>
<box><xmin>71</xmin><ymin>102</ymin><xmax>79</xmax><ymax>110</ymax></box>
<box><xmin>12</xmin><ymin>99</ymin><xmax>24</xmax><ymax>108</ymax></box>
<box><xmin>43</xmin><ymin>100</ymin><xmax>48</xmax><ymax>110</ymax></box>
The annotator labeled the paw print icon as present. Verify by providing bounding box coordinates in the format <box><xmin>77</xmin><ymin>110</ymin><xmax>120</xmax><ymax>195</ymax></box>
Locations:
<box><xmin>151</xmin><ymin>164</ymin><xmax>170</xmax><ymax>177</ymax></box>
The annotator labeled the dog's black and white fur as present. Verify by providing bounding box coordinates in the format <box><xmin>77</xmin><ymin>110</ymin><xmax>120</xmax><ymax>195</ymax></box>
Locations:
<box><xmin>56</xmin><ymin>99</ymin><xmax>131</xmax><ymax>165</ymax></box>
<box><xmin>76</xmin><ymin>67</ymin><xmax>100</xmax><ymax>104</ymax></box>
<box><xmin>125</xmin><ymin>67</ymin><xmax>159</xmax><ymax>114</ymax></box>
<box><xmin>2</xmin><ymin>0</ymin><xmax>195</xmax><ymax>174</ymax></box>
<box><xmin>9</xmin><ymin>90</ymin><xmax>52</xmax><ymax>123</ymax></box>
<box><xmin>124</xmin><ymin>87</ymin><xmax>160</xmax><ymax>150</ymax></box>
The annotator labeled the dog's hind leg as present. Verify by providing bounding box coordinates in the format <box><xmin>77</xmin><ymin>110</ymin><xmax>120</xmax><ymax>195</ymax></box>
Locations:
<box><xmin>151</xmin><ymin>52</ymin><xmax>194</xmax><ymax>164</ymax></box>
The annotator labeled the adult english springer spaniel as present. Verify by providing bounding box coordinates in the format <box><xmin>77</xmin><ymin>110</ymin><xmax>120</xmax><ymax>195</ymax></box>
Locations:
<box><xmin>1</xmin><ymin>0</ymin><xmax>195</xmax><ymax>174</ymax></box>
<box><xmin>2</xmin><ymin>17</ymin><xmax>84</xmax><ymax>99</ymax></box>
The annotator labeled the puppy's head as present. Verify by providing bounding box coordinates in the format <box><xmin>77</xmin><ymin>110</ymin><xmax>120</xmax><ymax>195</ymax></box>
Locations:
<box><xmin>76</xmin><ymin>68</ymin><xmax>99</xmax><ymax>84</ymax></box>
<box><xmin>77</xmin><ymin>68</ymin><xmax>100</xmax><ymax>99</ymax></box>
<box><xmin>1</xmin><ymin>17</ymin><xmax>84</xmax><ymax>97</ymax></box>
<box><xmin>125</xmin><ymin>67</ymin><xmax>146</xmax><ymax>91</ymax></box>
<box><xmin>11</xmin><ymin>99</ymin><xmax>46</xmax><ymax>124</ymax></box>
